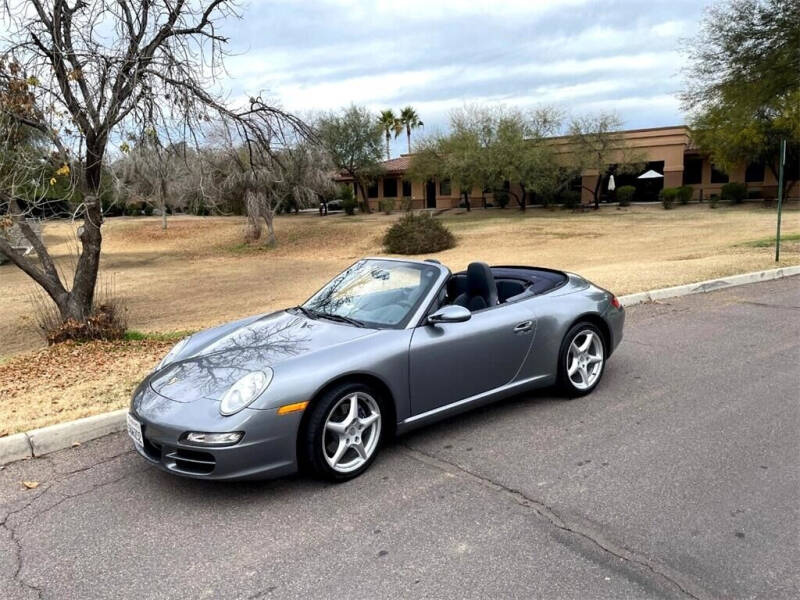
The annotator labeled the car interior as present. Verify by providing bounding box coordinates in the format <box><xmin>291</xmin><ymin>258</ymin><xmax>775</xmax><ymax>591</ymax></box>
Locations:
<box><xmin>426</xmin><ymin>261</ymin><xmax>569</xmax><ymax>315</ymax></box>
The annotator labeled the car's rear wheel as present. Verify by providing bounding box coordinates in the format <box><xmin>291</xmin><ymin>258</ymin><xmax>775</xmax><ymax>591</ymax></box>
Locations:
<box><xmin>302</xmin><ymin>382</ymin><xmax>383</xmax><ymax>481</ymax></box>
<box><xmin>557</xmin><ymin>322</ymin><xmax>606</xmax><ymax>397</ymax></box>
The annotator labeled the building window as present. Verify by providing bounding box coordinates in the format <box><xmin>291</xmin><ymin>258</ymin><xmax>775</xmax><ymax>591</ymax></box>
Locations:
<box><xmin>745</xmin><ymin>162</ymin><xmax>765</xmax><ymax>182</ymax></box>
<box><xmin>402</xmin><ymin>179</ymin><xmax>411</xmax><ymax>197</ymax></box>
<box><xmin>367</xmin><ymin>181</ymin><xmax>379</xmax><ymax>198</ymax></box>
<box><xmin>439</xmin><ymin>179</ymin><xmax>452</xmax><ymax>196</ymax></box>
<box><xmin>710</xmin><ymin>164</ymin><xmax>729</xmax><ymax>184</ymax></box>
<box><xmin>683</xmin><ymin>158</ymin><xmax>702</xmax><ymax>185</ymax></box>
<box><xmin>383</xmin><ymin>178</ymin><xmax>398</xmax><ymax>198</ymax></box>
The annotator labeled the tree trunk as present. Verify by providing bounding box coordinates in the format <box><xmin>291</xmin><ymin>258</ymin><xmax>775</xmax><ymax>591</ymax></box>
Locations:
<box><xmin>160</xmin><ymin>178</ymin><xmax>168</xmax><ymax>230</ymax></box>
<box><xmin>244</xmin><ymin>191</ymin><xmax>262</xmax><ymax>242</ymax></box>
<box><xmin>519</xmin><ymin>184</ymin><xmax>527</xmax><ymax>211</ymax></box>
<box><xmin>768</xmin><ymin>161</ymin><xmax>796</xmax><ymax>202</ymax></box>
<box><xmin>356</xmin><ymin>180</ymin><xmax>371</xmax><ymax>214</ymax></box>
<box><xmin>593</xmin><ymin>175</ymin><xmax>602</xmax><ymax>210</ymax></box>
<box><xmin>264</xmin><ymin>210</ymin><xmax>276</xmax><ymax>246</ymax></box>
<box><xmin>407</xmin><ymin>127</ymin><xmax>411</xmax><ymax>154</ymax></box>
<box><xmin>67</xmin><ymin>141</ymin><xmax>106</xmax><ymax>321</ymax></box>
<box><xmin>385</xmin><ymin>133</ymin><xmax>391</xmax><ymax>160</ymax></box>
<box><xmin>463</xmin><ymin>190</ymin><xmax>471</xmax><ymax>212</ymax></box>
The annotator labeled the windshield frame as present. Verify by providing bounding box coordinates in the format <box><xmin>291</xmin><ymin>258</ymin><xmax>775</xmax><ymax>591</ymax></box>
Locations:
<box><xmin>301</xmin><ymin>258</ymin><xmax>449</xmax><ymax>330</ymax></box>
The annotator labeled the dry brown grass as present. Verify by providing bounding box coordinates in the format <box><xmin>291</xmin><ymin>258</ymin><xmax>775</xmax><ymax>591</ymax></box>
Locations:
<box><xmin>0</xmin><ymin>339</ymin><xmax>172</xmax><ymax>436</ymax></box>
<box><xmin>0</xmin><ymin>204</ymin><xmax>798</xmax><ymax>434</ymax></box>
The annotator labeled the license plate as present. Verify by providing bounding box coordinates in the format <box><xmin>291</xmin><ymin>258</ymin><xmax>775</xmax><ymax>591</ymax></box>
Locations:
<box><xmin>126</xmin><ymin>413</ymin><xmax>143</xmax><ymax>447</ymax></box>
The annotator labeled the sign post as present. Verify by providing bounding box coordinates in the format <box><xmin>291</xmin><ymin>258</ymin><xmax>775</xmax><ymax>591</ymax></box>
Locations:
<box><xmin>775</xmin><ymin>138</ymin><xmax>786</xmax><ymax>262</ymax></box>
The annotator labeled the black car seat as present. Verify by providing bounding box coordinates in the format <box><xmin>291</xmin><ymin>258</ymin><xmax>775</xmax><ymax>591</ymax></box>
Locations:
<box><xmin>453</xmin><ymin>262</ymin><xmax>498</xmax><ymax>310</ymax></box>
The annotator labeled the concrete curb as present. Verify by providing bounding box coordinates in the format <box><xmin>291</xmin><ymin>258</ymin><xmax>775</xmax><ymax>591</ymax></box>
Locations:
<box><xmin>1</xmin><ymin>409</ymin><xmax>128</xmax><ymax>467</ymax></box>
<box><xmin>618</xmin><ymin>265</ymin><xmax>800</xmax><ymax>308</ymax></box>
<box><xmin>1</xmin><ymin>265</ymin><xmax>798</xmax><ymax>467</ymax></box>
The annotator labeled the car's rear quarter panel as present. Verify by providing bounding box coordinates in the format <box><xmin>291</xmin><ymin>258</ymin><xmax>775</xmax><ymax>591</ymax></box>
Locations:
<box><xmin>515</xmin><ymin>275</ymin><xmax>623</xmax><ymax>383</ymax></box>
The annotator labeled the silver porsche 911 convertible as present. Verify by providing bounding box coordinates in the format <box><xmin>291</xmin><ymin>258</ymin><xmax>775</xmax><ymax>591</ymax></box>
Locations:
<box><xmin>128</xmin><ymin>258</ymin><xmax>624</xmax><ymax>481</ymax></box>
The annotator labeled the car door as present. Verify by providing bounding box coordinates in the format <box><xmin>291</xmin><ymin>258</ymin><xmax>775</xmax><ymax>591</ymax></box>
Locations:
<box><xmin>408</xmin><ymin>302</ymin><xmax>536</xmax><ymax>416</ymax></box>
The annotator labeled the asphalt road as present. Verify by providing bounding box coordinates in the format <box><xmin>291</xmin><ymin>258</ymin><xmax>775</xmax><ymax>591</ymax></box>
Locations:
<box><xmin>1</xmin><ymin>277</ymin><xmax>798</xmax><ymax>600</ymax></box>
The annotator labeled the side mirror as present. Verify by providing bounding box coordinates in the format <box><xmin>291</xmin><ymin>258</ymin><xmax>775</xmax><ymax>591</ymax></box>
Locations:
<box><xmin>427</xmin><ymin>305</ymin><xmax>472</xmax><ymax>325</ymax></box>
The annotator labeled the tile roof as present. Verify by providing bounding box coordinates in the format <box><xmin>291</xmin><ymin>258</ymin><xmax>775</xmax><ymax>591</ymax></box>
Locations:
<box><xmin>380</xmin><ymin>155</ymin><xmax>412</xmax><ymax>173</ymax></box>
<box><xmin>333</xmin><ymin>154</ymin><xmax>412</xmax><ymax>181</ymax></box>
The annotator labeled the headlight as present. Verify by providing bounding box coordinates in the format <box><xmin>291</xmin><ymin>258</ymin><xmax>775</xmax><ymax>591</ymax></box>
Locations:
<box><xmin>157</xmin><ymin>337</ymin><xmax>190</xmax><ymax>371</ymax></box>
<box><xmin>219</xmin><ymin>369</ymin><xmax>273</xmax><ymax>416</ymax></box>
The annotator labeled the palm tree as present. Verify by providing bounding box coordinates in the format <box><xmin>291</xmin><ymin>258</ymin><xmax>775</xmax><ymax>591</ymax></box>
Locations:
<box><xmin>399</xmin><ymin>106</ymin><xmax>423</xmax><ymax>154</ymax></box>
<box><xmin>378</xmin><ymin>109</ymin><xmax>401</xmax><ymax>160</ymax></box>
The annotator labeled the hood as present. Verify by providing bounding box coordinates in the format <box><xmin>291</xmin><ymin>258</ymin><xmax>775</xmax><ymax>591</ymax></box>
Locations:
<box><xmin>149</xmin><ymin>310</ymin><xmax>375</xmax><ymax>403</ymax></box>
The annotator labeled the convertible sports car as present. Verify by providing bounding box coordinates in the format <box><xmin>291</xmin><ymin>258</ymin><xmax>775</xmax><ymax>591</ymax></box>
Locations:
<box><xmin>128</xmin><ymin>258</ymin><xmax>624</xmax><ymax>481</ymax></box>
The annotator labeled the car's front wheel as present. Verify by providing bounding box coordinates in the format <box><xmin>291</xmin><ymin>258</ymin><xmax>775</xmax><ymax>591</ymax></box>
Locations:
<box><xmin>302</xmin><ymin>382</ymin><xmax>383</xmax><ymax>481</ymax></box>
<box><xmin>557</xmin><ymin>322</ymin><xmax>606</xmax><ymax>397</ymax></box>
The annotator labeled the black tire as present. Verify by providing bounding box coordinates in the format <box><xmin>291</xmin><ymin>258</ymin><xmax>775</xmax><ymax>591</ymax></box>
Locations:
<box><xmin>301</xmin><ymin>381</ymin><xmax>384</xmax><ymax>482</ymax></box>
<box><xmin>556</xmin><ymin>322</ymin><xmax>606</xmax><ymax>398</ymax></box>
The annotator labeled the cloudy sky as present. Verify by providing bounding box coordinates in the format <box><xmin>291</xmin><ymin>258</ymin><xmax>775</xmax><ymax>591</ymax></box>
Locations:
<box><xmin>221</xmin><ymin>0</ymin><xmax>710</xmax><ymax>153</ymax></box>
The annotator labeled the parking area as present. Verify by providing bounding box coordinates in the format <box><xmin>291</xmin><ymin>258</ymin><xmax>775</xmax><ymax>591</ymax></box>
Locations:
<box><xmin>1</xmin><ymin>277</ymin><xmax>798</xmax><ymax>599</ymax></box>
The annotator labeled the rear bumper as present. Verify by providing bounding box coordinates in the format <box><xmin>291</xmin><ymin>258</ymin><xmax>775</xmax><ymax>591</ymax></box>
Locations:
<box><xmin>607</xmin><ymin>305</ymin><xmax>625</xmax><ymax>355</ymax></box>
<box><xmin>129</xmin><ymin>408</ymin><xmax>302</xmax><ymax>481</ymax></box>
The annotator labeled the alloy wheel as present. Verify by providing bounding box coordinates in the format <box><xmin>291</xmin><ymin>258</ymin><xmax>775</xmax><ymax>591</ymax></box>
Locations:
<box><xmin>566</xmin><ymin>329</ymin><xmax>604</xmax><ymax>390</ymax></box>
<box><xmin>322</xmin><ymin>392</ymin><xmax>382</xmax><ymax>473</ymax></box>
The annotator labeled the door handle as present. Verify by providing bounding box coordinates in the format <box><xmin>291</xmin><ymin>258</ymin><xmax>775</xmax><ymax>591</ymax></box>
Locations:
<box><xmin>513</xmin><ymin>320</ymin><xmax>533</xmax><ymax>333</ymax></box>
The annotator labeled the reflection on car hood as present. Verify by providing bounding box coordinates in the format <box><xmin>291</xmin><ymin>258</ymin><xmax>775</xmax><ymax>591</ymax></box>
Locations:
<box><xmin>149</xmin><ymin>310</ymin><xmax>375</xmax><ymax>403</ymax></box>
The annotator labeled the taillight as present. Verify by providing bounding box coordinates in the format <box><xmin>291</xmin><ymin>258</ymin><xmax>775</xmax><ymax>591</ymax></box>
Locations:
<box><xmin>611</xmin><ymin>296</ymin><xmax>621</xmax><ymax>309</ymax></box>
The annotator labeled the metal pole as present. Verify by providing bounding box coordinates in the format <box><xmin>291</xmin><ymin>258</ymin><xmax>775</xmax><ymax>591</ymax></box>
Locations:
<box><xmin>775</xmin><ymin>138</ymin><xmax>786</xmax><ymax>262</ymax></box>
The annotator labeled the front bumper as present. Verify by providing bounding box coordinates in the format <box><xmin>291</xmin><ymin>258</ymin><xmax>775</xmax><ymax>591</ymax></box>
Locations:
<box><xmin>129</xmin><ymin>407</ymin><xmax>302</xmax><ymax>481</ymax></box>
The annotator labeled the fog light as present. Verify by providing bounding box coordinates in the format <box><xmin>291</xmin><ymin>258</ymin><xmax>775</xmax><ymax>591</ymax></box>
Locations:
<box><xmin>183</xmin><ymin>432</ymin><xmax>243</xmax><ymax>446</ymax></box>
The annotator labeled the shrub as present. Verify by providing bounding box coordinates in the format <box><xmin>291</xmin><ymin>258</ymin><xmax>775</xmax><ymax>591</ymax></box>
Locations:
<box><xmin>561</xmin><ymin>190</ymin><xmax>580</xmax><ymax>209</ymax></box>
<box><xmin>495</xmin><ymin>189</ymin><xmax>510</xmax><ymax>209</ymax></box>
<box><xmin>709</xmin><ymin>194</ymin><xmax>719</xmax><ymax>208</ymax></box>
<box><xmin>339</xmin><ymin>187</ymin><xmax>357</xmax><ymax>215</ymax></box>
<box><xmin>401</xmin><ymin>196</ymin><xmax>414</xmax><ymax>211</ymax></box>
<box><xmin>616</xmin><ymin>185</ymin><xmax>636</xmax><ymax>207</ymax></box>
<box><xmin>383</xmin><ymin>212</ymin><xmax>456</xmax><ymax>254</ymax></box>
<box><xmin>188</xmin><ymin>197</ymin><xmax>210</xmax><ymax>216</ymax></box>
<box><xmin>721</xmin><ymin>182</ymin><xmax>747</xmax><ymax>204</ymax></box>
<box><xmin>379</xmin><ymin>197</ymin><xmax>395</xmax><ymax>214</ymax></box>
<box><xmin>660</xmin><ymin>187</ymin><xmax>679</xmax><ymax>209</ymax></box>
<box><xmin>677</xmin><ymin>186</ymin><xmax>693</xmax><ymax>205</ymax></box>
<box><xmin>29</xmin><ymin>277</ymin><xmax>127</xmax><ymax>345</ymax></box>
<box><xmin>46</xmin><ymin>304</ymin><xmax>127</xmax><ymax>345</ymax></box>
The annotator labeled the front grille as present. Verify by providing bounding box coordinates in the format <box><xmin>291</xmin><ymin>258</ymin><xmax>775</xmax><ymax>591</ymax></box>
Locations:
<box><xmin>165</xmin><ymin>447</ymin><xmax>216</xmax><ymax>475</ymax></box>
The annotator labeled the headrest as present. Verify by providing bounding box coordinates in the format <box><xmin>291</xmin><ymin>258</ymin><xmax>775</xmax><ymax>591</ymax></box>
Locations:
<box><xmin>466</xmin><ymin>262</ymin><xmax>495</xmax><ymax>296</ymax></box>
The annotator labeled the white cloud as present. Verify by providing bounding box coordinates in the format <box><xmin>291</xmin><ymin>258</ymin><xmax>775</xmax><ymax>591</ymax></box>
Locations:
<box><xmin>216</xmin><ymin>0</ymin><xmax>709</xmax><ymax>131</ymax></box>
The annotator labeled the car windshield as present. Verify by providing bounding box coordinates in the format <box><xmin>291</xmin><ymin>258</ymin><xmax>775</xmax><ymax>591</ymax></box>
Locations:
<box><xmin>302</xmin><ymin>259</ymin><xmax>441</xmax><ymax>328</ymax></box>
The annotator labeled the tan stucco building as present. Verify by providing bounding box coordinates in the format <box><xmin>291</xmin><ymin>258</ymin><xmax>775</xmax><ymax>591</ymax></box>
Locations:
<box><xmin>337</xmin><ymin>125</ymin><xmax>797</xmax><ymax>211</ymax></box>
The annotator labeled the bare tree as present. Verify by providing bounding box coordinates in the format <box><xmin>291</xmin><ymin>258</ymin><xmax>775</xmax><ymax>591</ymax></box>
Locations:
<box><xmin>219</xmin><ymin>129</ymin><xmax>332</xmax><ymax>246</ymax></box>
<box><xmin>116</xmin><ymin>129</ymin><xmax>183</xmax><ymax>229</ymax></box>
<box><xmin>0</xmin><ymin>1</ymin><xmax>309</xmax><ymax>328</ymax></box>
<box><xmin>568</xmin><ymin>113</ymin><xmax>643</xmax><ymax>209</ymax></box>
